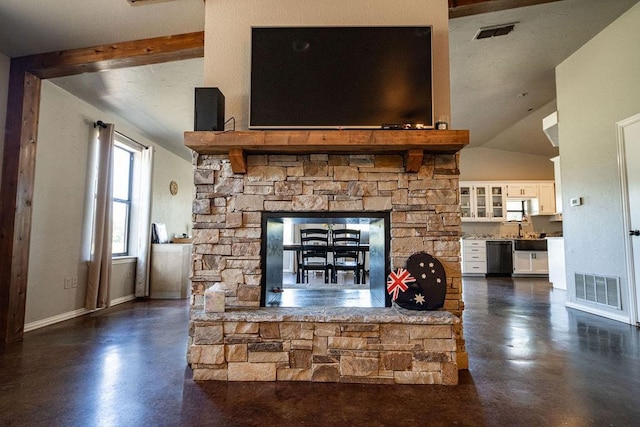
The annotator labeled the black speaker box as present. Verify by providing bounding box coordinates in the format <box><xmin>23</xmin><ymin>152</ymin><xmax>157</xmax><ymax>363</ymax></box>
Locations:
<box><xmin>194</xmin><ymin>87</ymin><xmax>225</xmax><ymax>131</ymax></box>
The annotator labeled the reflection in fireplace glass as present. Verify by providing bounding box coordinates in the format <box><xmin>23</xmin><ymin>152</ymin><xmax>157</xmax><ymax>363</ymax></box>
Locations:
<box><xmin>261</xmin><ymin>212</ymin><xmax>391</xmax><ymax>308</ymax></box>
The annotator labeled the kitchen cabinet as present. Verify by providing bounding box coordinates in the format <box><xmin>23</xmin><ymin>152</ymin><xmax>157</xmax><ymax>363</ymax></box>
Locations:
<box><xmin>460</xmin><ymin>182</ymin><xmax>506</xmax><ymax>222</ymax></box>
<box><xmin>507</xmin><ymin>183</ymin><xmax>538</xmax><ymax>198</ymax></box>
<box><xmin>461</xmin><ymin>239</ymin><xmax>487</xmax><ymax>275</ymax></box>
<box><xmin>547</xmin><ymin>237</ymin><xmax>566</xmax><ymax>289</ymax></box>
<box><xmin>536</xmin><ymin>182</ymin><xmax>556</xmax><ymax>214</ymax></box>
<box><xmin>513</xmin><ymin>251</ymin><xmax>549</xmax><ymax>275</ymax></box>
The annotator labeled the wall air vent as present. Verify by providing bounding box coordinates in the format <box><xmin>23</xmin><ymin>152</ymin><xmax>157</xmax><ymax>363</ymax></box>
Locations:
<box><xmin>575</xmin><ymin>273</ymin><xmax>622</xmax><ymax>310</ymax></box>
<box><xmin>474</xmin><ymin>23</ymin><xmax>517</xmax><ymax>40</ymax></box>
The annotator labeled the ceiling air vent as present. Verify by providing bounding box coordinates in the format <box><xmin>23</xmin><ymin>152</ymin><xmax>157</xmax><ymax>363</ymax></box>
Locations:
<box><xmin>474</xmin><ymin>23</ymin><xmax>517</xmax><ymax>40</ymax></box>
<box><xmin>127</xmin><ymin>0</ymin><xmax>175</xmax><ymax>4</ymax></box>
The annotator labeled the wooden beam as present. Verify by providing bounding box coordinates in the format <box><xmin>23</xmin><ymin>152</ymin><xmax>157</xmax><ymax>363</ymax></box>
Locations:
<box><xmin>405</xmin><ymin>149</ymin><xmax>425</xmax><ymax>173</ymax></box>
<box><xmin>449</xmin><ymin>0</ymin><xmax>563</xmax><ymax>18</ymax></box>
<box><xmin>228</xmin><ymin>149</ymin><xmax>247</xmax><ymax>174</ymax></box>
<box><xmin>0</xmin><ymin>70</ymin><xmax>41</xmax><ymax>343</ymax></box>
<box><xmin>184</xmin><ymin>130</ymin><xmax>469</xmax><ymax>174</ymax></box>
<box><xmin>12</xmin><ymin>32</ymin><xmax>204</xmax><ymax>79</ymax></box>
<box><xmin>0</xmin><ymin>32</ymin><xmax>204</xmax><ymax>343</ymax></box>
<box><xmin>185</xmin><ymin>130</ymin><xmax>469</xmax><ymax>156</ymax></box>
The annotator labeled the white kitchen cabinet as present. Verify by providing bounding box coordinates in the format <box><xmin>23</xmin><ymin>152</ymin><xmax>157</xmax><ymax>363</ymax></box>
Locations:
<box><xmin>527</xmin><ymin>182</ymin><xmax>556</xmax><ymax>215</ymax></box>
<box><xmin>536</xmin><ymin>182</ymin><xmax>556</xmax><ymax>214</ymax></box>
<box><xmin>507</xmin><ymin>183</ymin><xmax>538</xmax><ymax>198</ymax></box>
<box><xmin>547</xmin><ymin>237</ymin><xmax>566</xmax><ymax>289</ymax></box>
<box><xmin>460</xmin><ymin>182</ymin><xmax>505</xmax><ymax>222</ymax></box>
<box><xmin>513</xmin><ymin>251</ymin><xmax>549</xmax><ymax>275</ymax></box>
<box><xmin>461</xmin><ymin>239</ymin><xmax>487</xmax><ymax>275</ymax></box>
<box><xmin>488</xmin><ymin>185</ymin><xmax>506</xmax><ymax>221</ymax></box>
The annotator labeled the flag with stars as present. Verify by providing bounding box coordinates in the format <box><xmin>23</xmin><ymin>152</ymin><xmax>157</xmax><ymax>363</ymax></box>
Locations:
<box><xmin>386</xmin><ymin>268</ymin><xmax>416</xmax><ymax>301</ymax></box>
<box><xmin>394</xmin><ymin>252</ymin><xmax>447</xmax><ymax>311</ymax></box>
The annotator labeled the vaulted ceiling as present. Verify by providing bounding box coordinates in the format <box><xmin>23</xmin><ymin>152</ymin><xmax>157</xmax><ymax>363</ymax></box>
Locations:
<box><xmin>1</xmin><ymin>0</ymin><xmax>637</xmax><ymax>161</ymax></box>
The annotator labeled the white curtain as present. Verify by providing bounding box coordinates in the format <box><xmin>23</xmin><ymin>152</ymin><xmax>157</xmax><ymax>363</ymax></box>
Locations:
<box><xmin>86</xmin><ymin>123</ymin><xmax>115</xmax><ymax>310</ymax></box>
<box><xmin>135</xmin><ymin>147</ymin><xmax>154</xmax><ymax>297</ymax></box>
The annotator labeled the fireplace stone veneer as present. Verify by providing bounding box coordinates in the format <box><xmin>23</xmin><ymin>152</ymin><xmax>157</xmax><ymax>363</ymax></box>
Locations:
<box><xmin>186</xmin><ymin>130</ymin><xmax>468</xmax><ymax>383</ymax></box>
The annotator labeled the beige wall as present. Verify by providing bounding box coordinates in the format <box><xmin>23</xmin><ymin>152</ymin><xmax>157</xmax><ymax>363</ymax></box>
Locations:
<box><xmin>556</xmin><ymin>2</ymin><xmax>640</xmax><ymax>322</ymax></box>
<box><xmin>459</xmin><ymin>147</ymin><xmax>554</xmax><ymax>181</ymax></box>
<box><xmin>25</xmin><ymin>80</ymin><xmax>194</xmax><ymax>325</ymax></box>
<box><xmin>204</xmin><ymin>0</ymin><xmax>450</xmax><ymax>130</ymax></box>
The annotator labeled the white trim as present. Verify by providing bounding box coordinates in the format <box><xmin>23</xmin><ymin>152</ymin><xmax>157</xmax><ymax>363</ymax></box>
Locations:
<box><xmin>566</xmin><ymin>302</ymin><xmax>631</xmax><ymax>324</ymax></box>
<box><xmin>113</xmin><ymin>256</ymin><xmax>137</xmax><ymax>264</ymax></box>
<box><xmin>617</xmin><ymin>112</ymin><xmax>640</xmax><ymax>326</ymax></box>
<box><xmin>110</xmin><ymin>294</ymin><xmax>137</xmax><ymax>306</ymax></box>
<box><xmin>23</xmin><ymin>294</ymin><xmax>137</xmax><ymax>333</ymax></box>
<box><xmin>24</xmin><ymin>307</ymin><xmax>94</xmax><ymax>332</ymax></box>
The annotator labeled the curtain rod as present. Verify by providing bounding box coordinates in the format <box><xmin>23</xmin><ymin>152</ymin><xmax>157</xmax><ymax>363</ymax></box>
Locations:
<box><xmin>94</xmin><ymin>120</ymin><xmax>149</xmax><ymax>150</ymax></box>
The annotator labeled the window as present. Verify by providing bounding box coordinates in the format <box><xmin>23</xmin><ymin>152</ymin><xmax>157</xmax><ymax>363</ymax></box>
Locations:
<box><xmin>112</xmin><ymin>143</ymin><xmax>134</xmax><ymax>256</ymax></box>
<box><xmin>506</xmin><ymin>199</ymin><xmax>526</xmax><ymax>222</ymax></box>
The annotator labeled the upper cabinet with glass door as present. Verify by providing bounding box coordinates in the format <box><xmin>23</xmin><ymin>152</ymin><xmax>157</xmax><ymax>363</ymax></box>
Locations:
<box><xmin>489</xmin><ymin>185</ymin><xmax>506</xmax><ymax>221</ymax></box>
<box><xmin>459</xmin><ymin>182</ymin><xmax>506</xmax><ymax>222</ymax></box>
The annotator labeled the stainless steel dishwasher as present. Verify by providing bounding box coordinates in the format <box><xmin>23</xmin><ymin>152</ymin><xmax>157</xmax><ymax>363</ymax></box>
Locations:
<box><xmin>486</xmin><ymin>240</ymin><xmax>513</xmax><ymax>276</ymax></box>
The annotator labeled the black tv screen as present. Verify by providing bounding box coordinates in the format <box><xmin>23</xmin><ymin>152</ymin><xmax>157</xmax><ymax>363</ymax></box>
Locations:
<box><xmin>249</xmin><ymin>26</ymin><xmax>433</xmax><ymax>129</ymax></box>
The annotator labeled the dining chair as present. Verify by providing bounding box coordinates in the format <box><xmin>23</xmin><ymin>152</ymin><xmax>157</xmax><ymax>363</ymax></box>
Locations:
<box><xmin>299</xmin><ymin>228</ymin><xmax>331</xmax><ymax>284</ymax></box>
<box><xmin>331</xmin><ymin>228</ymin><xmax>363</xmax><ymax>284</ymax></box>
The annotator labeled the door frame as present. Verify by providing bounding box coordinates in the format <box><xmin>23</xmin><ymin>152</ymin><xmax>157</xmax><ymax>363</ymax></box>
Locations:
<box><xmin>617</xmin><ymin>112</ymin><xmax>640</xmax><ymax>326</ymax></box>
<box><xmin>0</xmin><ymin>32</ymin><xmax>204</xmax><ymax>343</ymax></box>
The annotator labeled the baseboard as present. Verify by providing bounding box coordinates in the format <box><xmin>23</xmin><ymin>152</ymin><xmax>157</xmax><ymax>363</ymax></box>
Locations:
<box><xmin>110</xmin><ymin>294</ymin><xmax>137</xmax><ymax>306</ymax></box>
<box><xmin>565</xmin><ymin>301</ymin><xmax>631</xmax><ymax>324</ymax></box>
<box><xmin>24</xmin><ymin>294</ymin><xmax>137</xmax><ymax>333</ymax></box>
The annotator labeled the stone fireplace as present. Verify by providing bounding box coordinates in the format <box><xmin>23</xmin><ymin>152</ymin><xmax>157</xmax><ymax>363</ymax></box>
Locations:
<box><xmin>184</xmin><ymin>130</ymin><xmax>468</xmax><ymax>384</ymax></box>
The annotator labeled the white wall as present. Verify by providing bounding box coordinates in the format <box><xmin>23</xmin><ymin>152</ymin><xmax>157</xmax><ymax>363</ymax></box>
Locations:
<box><xmin>204</xmin><ymin>0</ymin><xmax>450</xmax><ymax>130</ymax></box>
<box><xmin>459</xmin><ymin>147</ymin><xmax>555</xmax><ymax>181</ymax></box>
<box><xmin>556</xmin><ymin>2</ymin><xmax>640</xmax><ymax>322</ymax></box>
<box><xmin>0</xmin><ymin>52</ymin><xmax>10</xmax><ymax>180</ymax></box>
<box><xmin>24</xmin><ymin>80</ymin><xmax>194</xmax><ymax>325</ymax></box>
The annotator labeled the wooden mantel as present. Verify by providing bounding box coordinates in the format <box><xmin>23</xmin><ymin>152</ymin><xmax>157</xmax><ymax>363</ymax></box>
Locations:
<box><xmin>184</xmin><ymin>129</ymin><xmax>469</xmax><ymax>173</ymax></box>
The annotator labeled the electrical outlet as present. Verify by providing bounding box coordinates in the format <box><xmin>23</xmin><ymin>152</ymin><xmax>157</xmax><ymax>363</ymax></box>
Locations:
<box><xmin>72</xmin><ymin>277</ymin><xmax>78</xmax><ymax>288</ymax></box>
<box><xmin>64</xmin><ymin>277</ymin><xmax>71</xmax><ymax>289</ymax></box>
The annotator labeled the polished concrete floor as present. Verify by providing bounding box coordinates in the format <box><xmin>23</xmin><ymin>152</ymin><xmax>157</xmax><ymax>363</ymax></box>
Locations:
<box><xmin>2</xmin><ymin>277</ymin><xmax>640</xmax><ymax>426</ymax></box>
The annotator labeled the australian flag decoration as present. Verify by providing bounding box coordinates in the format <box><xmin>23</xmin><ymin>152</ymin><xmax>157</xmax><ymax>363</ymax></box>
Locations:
<box><xmin>386</xmin><ymin>252</ymin><xmax>447</xmax><ymax>311</ymax></box>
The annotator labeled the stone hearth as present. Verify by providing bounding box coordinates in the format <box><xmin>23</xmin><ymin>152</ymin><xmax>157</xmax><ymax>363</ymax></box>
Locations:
<box><xmin>185</xmin><ymin>130</ymin><xmax>469</xmax><ymax>383</ymax></box>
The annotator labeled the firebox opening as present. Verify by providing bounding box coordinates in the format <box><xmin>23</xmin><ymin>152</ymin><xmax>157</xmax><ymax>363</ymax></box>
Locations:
<box><xmin>261</xmin><ymin>211</ymin><xmax>391</xmax><ymax>308</ymax></box>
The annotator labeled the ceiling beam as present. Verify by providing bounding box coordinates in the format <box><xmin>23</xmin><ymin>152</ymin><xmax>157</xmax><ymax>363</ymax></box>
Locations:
<box><xmin>449</xmin><ymin>0</ymin><xmax>563</xmax><ymax>18</ymax></box>
<box><xmin>0</xmin><ymin>31</ymin><xmax>204</xmax><ymax>344</ymax></box>
<box><xmin>13</xmin><ymin>31</ymin><xmax>204</xmax><ymax>80</ymax></box>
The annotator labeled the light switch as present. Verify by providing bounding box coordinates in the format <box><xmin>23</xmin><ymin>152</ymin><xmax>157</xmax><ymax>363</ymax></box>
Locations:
<box><xmin>570</xmin><ymin>197</ymin><xmax>582</xmax><ymax>207</ymax></box>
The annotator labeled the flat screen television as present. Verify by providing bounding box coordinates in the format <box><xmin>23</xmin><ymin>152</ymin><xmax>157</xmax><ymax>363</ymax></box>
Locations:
<box><xmin>249</xmin><ymin>26</ymin><xmax>433</xmax><ymax>130</ymax></box>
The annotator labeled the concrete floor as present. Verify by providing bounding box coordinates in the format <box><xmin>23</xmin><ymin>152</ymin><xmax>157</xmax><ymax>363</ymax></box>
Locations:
<box><xmin>1</xmin><ymin>277</ymin><xmax>640</xmax><ymax>426</ymax></box>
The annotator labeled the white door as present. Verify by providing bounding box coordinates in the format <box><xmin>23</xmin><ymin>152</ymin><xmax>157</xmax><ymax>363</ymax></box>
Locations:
<box><xmin>619</xmin><ymin>113</ymin><xmax>640</xmax><ymax>325</ymax></box>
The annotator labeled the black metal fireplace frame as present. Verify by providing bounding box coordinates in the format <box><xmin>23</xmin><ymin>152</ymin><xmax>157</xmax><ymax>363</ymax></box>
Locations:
<box><xmin>260</xmin><ymin>211</ymin><xmax>391</xmax><ymax>307</ymax></box>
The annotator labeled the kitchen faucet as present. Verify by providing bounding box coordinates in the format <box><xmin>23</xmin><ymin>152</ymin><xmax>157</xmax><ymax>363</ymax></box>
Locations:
<box><xmin>518</xmin><ymin>222</ymin><xmax>523</xmax><ymax>238</ymax></box>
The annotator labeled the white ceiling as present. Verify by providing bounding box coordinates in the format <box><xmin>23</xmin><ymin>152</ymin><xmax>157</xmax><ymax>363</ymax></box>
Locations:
<box><xmin>1</xmin><ymin>0</ymin><xmax>638</xmax><ymax>162</ymax></box>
